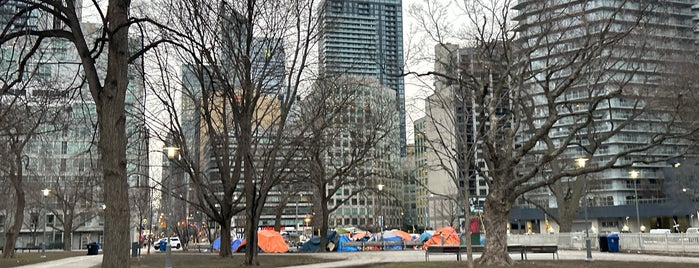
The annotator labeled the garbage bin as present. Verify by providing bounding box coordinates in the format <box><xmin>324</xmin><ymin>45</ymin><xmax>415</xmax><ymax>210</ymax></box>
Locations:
<box><xmin>86</xmin><ymin>242</ymin><xmax>99</xmax><ymax>255</ymax></box>
<box><xmin>132</xmin><ymin>242</ymin><xmax>139</xmax><ymax>257</ymax></box>
<box><xmin>607</xmin><ymin>233</ymin><xmax>619</xmax><ymax>253</ymax></box>
<box><xmin>470</xmin><ymin>233</ymin><xmax>480</xmax><ymax>245</ymax></box>
<box><xmin>598</xmin><ymin>234</ymin><xmax>609</xmax><ymax>252</ymax></box>
<box><xmin>159</xmin><ymin>240</ymin><xmax>167</xmax><ymax>252</ymax></box>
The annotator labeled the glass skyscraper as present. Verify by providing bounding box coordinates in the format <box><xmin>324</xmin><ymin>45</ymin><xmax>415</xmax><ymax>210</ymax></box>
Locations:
<box><xmin>319</xmin><ymin>0</ymin><xmax>406</xmax><ymax>155</ymax></box>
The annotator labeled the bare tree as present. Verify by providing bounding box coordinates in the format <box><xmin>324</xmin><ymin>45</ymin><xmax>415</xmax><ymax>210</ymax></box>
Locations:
<box><xmin>407</xmin><ymin>0</ymin><xmax>699</xmax><ymax>266</ymax></box>
<box><xmin>141</xmin><ymin>0</ymin><xmax>320</xmax><ymax>263</ymax></box>
<box><xmin>293</xmin><ymin>76</ymin><xmax>400</xmax><ymax>251</ymax></box>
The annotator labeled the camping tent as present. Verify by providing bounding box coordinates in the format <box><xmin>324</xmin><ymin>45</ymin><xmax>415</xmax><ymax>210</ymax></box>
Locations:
<box><xmin>388</xmin><ymin>229</ymin><xmax>411</xmax><ymax>241</ymax></box>
<box><xmin>422</xmin><ymin>226</ymin><xmax>460</xmax><ymax>249</ymax></box>
<box><xmin>237</xmin><ymin>230</ymin><xmax>289</xmax><ymax>253</ymax></box>
<box><xmin>212</xmin><ymin>237</ymin><xmax>243</xmax><ymax>252</ymax></box>
<box><xmin>336</xmin><ymin>235</ymin><xmax>359</xmax><ymax>252</ymax></box>
<box><xmin>419</xmin><ymin>230</ymin><xmax>434</xmax><ymax>242</ymax></box>
<box><xmin>300</xmin><ymin>231</ymin><xmax>337</xmax><ymax>252</ymax></box>
<box><xmin>350</xmin><ymin>231</ymin><xmax>372</xmax><ymax>241</ymax></box>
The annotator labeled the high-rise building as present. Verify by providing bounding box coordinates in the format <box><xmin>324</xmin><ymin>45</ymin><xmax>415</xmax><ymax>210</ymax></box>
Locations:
<box><xmin>318</xmin><ymin>0</ymin><xmax>406</xmax><ymax>156</ymax></box>
<box><xmin>511</xmin><ymin>0</ymin><xmax>697</xmax><ymax>233</ymax></box>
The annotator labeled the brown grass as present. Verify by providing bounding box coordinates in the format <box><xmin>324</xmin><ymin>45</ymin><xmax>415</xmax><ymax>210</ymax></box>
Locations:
<box><xmin>0</xmin><ymin>251</ymin><xmax>87</xmax><ymax>267</ymax></box>
<box><xmin>359</xmin><ymin>261</ymin><xmax>699</xmax><ymax>268</ymax></box>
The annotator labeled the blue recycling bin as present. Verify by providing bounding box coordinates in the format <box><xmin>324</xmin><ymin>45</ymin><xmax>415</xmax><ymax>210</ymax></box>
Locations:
<box><xmin>159</xmin><ymin>240</ymin><xmax>167</xmax><ymax>252</ymax></box>
<box><xmin>607</xmin><ymin>233</ymin><xmax>619</xmax><ymax>253</ymax></box>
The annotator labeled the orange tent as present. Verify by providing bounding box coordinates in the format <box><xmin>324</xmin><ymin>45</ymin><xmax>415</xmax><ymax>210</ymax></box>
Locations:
<box><xmin>422</xmin><ymin>226</ymin><xmax>460</xmax><ymax>249</ymax></box>
<box><xmin>390</xmin><ymin>229</ymin><xmax>412</xmax><ymax>241</ymax></box>
<box><xmin>238</xmin><ymin>230</ymin><xmax>289</xmax><ymax>253</ymax></box>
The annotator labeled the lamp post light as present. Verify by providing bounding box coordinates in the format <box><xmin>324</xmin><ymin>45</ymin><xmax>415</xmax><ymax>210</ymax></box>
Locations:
<box><xmin>164</xmin><ymin>146</ymin><xmax>179</xmax><ymax>268</ymax></box>
<box><xmin>377</xmin><ymin>184</ymin><xmax>384</xmax><ymax>239</ymax></box>
<box><xmin>630</xmin><ymin>170</ymin><xmax>641</xmax><ymax>232</ymax></box>
<box><xmin>304</xmin><ymin>216</ymin><xmax>311</xmax><ymax>238</ymax></box>
<box><xmin>575</xmin><ymin>158</ymin><xmax>592</xmax><ymax>261</ymax></box>
<box><xmin>41</xmin><ymin>188</ymin><xmax>51</xmax><ymax>258</ymax></box>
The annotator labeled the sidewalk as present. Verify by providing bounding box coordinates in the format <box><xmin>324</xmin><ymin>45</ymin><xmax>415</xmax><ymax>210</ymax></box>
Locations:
<box><xmin>16</xmin><ymin>249</ymin><xmax>699</xmax><ymax>268</ymax></box>
<box><xmin>17</xmin><ymin>255</ymin><xmax>102</xmax><ymax>268</ymax></box>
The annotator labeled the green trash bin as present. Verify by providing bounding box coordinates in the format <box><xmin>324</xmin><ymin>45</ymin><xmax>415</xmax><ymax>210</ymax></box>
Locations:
<box><xmin>470</xmin><ymin>233</ymin><xmax>480</xmax><ymax>245</ymax></box>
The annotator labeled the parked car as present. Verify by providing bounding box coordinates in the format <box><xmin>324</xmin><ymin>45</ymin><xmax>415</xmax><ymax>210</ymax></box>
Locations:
<box><xmin>153</xmin><ymin>237</ymin><xmax>181</xmax><ymax>250</ymax></box>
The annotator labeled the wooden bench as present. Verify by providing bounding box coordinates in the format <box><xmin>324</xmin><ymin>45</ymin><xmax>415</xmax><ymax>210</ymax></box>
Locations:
<box><xmin>14</xmin><ymin>244</ymin><xmax>42</xmax><ymax>253</ymax></box>
<box><xmin>192</xmin><ymin>243</ymin><xmax>212</xmax><ymax>253</ymax></box>
<box><xmin>425</xmin><ymin>244</ymin><xmax>558</xmax><ymax>261</ymax></box>
<box><xmin>520</xmin><ymin>245</ymin><xmax>559</xmax><ymax>260</ymax></box>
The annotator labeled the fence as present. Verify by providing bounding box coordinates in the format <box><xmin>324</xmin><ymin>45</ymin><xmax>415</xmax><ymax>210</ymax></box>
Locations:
<box><xmin>506</xmin><ymin>233</ymin><xmax>699</xmax><ymax>253</ymax></box>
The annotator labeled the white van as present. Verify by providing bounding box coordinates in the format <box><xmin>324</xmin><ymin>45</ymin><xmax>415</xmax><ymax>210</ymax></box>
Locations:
<box><xmin>649</xmin><ymin>229</ymin><xmax>671</xmax><ymax>234</ymax></box>
<box><xmin>686</xmin><ymin>227</ymin><xmax>699</xmax><ymax>234</ymax></box>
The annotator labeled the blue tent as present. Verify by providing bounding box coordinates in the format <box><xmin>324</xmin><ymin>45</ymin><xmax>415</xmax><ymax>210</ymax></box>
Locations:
<box><xmin>301</xmin><ymin>231</ymin><xmax>338</xmax><ymax>252</ymax></box>
<box><xmin>337</xmin><ymin>235</ymin><xmax>358</xmax><ymax>252</ymax></box>
<box><xmin>300</xmin><ymin>236</ymin><xmax>321</xmax><ymax>252</ymax></box>
<box><xmin>212</xmin><ymin>237</ymin><xmax>243</xmax><ymax>252</ymax></box>
<box><xmin>383</xmin><ymin>236</ymin><xmax>403</xmax><ymax>250</ymax></box>
<box><xmin>419</xmin><ymin>231</ymin><xmax>434</xmax><ymax>242</ymax></box>
<box><xmin>212</xmin><ymin>237</ymin><xmax>221</xmax><ymax>250</ymax></box>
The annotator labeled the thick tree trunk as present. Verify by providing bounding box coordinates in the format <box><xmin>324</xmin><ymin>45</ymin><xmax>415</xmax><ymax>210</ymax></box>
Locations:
<box><xmin>2</xmin><ymin>175</ymin><xmax>25</xmax><ymax>258</ymax></box>
<box><xmin>478</xmin><ymin>189</ymin><xmax>514</xmax><ymax>266</ymax></box>
<box><xmin>64</xmin><ymin>216</ymin><xmax>74</xmax><ymax>251</ymax></box>
<box><xmin>244</xmin><ymin>212</ymin><xmax>260</xmax><ymax>265</ymax></box>
<box><xmin>218</xmin><ymin>217</ymin><xmax>232</xmax><ymax>256</ymax></box>
<box><xmin>556</xmin><ymin>204</ymin><xmax>578</xmax><ymax>233</ymax></box>
<box><xmin>98</xmin><ymin>1</ymin><xmax>131</xmax><ymax>266</ymax></box>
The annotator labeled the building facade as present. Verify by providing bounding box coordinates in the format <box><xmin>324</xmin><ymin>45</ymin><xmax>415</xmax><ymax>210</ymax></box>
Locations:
<box><xmin>319</xmin><ymin>0</ymin><xmax>406</xmax><ymax>156</ymax></box>
<box><xmin>511</xmin><ymin>0</ymin><xmax>698</xmax><ymax>233</ymax></box>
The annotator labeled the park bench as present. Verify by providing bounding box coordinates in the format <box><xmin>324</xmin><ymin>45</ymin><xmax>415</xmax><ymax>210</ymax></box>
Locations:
<box><xmin>519</xmin><ymin>245</ymin><xmax>559</xmax><ymax>260</ymax></box>
<box><xmin>13</xmin><ymin>244</ymin><xmax>42</xmax><ymax>253</ymax></box>
<box><xmin>192</xmin><ymin>243</ymin><xmax>212</xmax><ymax>253</ymax></box>
<box><xmin>425</xmin><ymin>244</ymin><xmax>558</xmax><ymax>262</ymax></box>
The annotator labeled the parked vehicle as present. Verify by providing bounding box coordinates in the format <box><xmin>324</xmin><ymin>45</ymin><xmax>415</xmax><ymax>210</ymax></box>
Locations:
<box><xmin>153</xmin><ymin>237</ymin><xmax>181</xmax><ymax>250</ymax></box>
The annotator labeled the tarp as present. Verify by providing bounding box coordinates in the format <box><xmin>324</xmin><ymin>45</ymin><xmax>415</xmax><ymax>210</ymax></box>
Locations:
<box><xmin>337</xmin><ymin>235</ymin><xmax>359</xmax><ymax>252</ymax></box>
<box><xmin>389</xmin><ymin>229</ymin><xmax>412</xmax><ymax>241</ymax></box>
<box><xmin>383</xmin><ymin>236</ymin><xmax>403</xmax><ymax>250</ymax></box>
<box><xmin>300</xmin><ymin>231</ymin><xmax>337</xmax><ymax>252</ymax></box>
<box><xmin>334</xmin><ymin>227</ymin><xmax>352</xmax><ymax>234</ymax></box>
<box><xmin>351</xmin><ymin>231</ymin><xmax>372</xmax><ymax>241</ymax></box>
<box><xmin>419</xmin><ymin>230</ymin><xmax>434</xmax><ymax>242</ymax></box>
<box><xmin>237</xmin><ymin>230</ymin><xmax>289</xmax><ymax>253</ymax></box>
<box><xmin>301</xmin><ymin>236</ymin><xmax>321</xmax><ymax>252</ymax></box>
<box><xmin>422</xmin><ymin>226</ymin><xmax>460</xmax><ymax>249</ymax></box>
<box><xmin>212</xmin><ymin>237</ymin><xmax>243</xmax><ymax>252</ymax></box>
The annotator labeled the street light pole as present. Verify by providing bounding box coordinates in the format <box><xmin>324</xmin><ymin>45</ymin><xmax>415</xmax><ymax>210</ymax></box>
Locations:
<box><xmin>164</xmin><ymin>147</ymin><xmax>179</xmax><ymax>268</ymax></box>
<box><xmin>630</xmin><ymin>170</ymin><xmax>641</xmax><ymax>232</ymax></box>
<box><xmin>575</xmin><ymin>158</ymin><xmax>591</xmax><ymax>261</ymax></box>
<box><xmin>41</xmin><ymin>188</ymin><xmax>51</xmax><ymax>258</ymax></box>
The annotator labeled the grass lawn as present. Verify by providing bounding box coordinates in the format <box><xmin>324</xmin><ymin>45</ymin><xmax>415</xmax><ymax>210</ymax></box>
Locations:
<box><xmin>358</xmin><ymin>261</ymin><xmax>699</xmax><ymax>268</ymax></box>
<box><xmin>0</xmin><ymin>251</ymin><xmax>87</xmax><ymax>267</ymax></box>
<box><xmin>130</xmin><ymin>252</ymin><xmax>337</xmax><ymax>268</ymax></box>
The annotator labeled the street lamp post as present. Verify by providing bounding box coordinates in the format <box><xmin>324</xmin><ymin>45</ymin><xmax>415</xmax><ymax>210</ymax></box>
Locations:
<box><xmin>575</xmin><ymin>158</ymin><xmax>592</xmax><ymax>261</ymax></box>
<box><xmin>41</xmin><ymin>188</ymin><xmax>51</xmax><ymax>258</ymax></box>
<box><xmin>164</xmin><ymin>146</ymin><xmax>179</xmax><ymax>268</ymax></box>
<box><xmin>630</xmin><ymin>170</ymin><xmax>641</xmax><ymax>232</ymax></box>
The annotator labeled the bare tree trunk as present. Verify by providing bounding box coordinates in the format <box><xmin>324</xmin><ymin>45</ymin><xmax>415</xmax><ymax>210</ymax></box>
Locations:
<box><xmin>64</xmin><ymin>216</ymin><xmax>74</xmax><ymax>251</ymax></box>
<box><xmin>2</xmin><ymin>174</ymin><xmax>25</xmax><ymax>258</ymax></box>
<box><xmin>556</xmin><ymin>205</ymin><xmax>577</xmax><ymax>233</ymax></box>
<box><xmin>478</xmin><ymin>189</ymin><xmax>513</xmax><ymax>266</ymax></box>
<box><xmin>97</xmin><ymin>2</ymin><xmax>131</xmax><ymax>266</ymax></box>
<box><xmin>274</xmin><ymin>208</ymin><xmax>283</xmax><ymax>232</ymax></box>
<box><xmin>219</xmin><ymin>217</ymin><xmax>232</xmax><ymax>256</ymax></box>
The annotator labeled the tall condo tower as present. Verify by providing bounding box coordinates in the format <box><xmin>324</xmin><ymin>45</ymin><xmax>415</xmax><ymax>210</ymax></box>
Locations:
<box><xmin>319</xmin><ymin>0</ymin><xmax>406</xmax><ymax>155</ymax></box>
